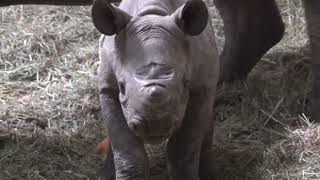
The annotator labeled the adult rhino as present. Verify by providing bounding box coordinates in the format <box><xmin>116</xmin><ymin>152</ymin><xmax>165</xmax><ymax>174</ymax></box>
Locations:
<box><xmin>214</xmin><ymin>0</ymin><xmax>320</xmax><ymax>122</ymax></box>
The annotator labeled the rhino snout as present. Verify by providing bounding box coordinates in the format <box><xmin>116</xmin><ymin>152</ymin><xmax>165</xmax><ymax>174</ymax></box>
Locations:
<box><xmin>128</xmin><ymin>115</ymin><xmax>178</xmax><ymax>143</ymax></box>
<box><xmin>128</xmin><ymin>117</ymin><xmax>169</xmax><ymax>139</ymax></box>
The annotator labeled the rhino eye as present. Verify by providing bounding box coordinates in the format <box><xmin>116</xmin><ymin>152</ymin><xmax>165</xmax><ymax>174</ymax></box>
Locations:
<box><xmin>119</xmin><ymin>82</ymin><xmax>126</xmax><ymax>95</ymax></box>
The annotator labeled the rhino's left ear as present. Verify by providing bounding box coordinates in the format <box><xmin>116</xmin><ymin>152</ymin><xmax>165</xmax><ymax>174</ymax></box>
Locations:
<box><xmin>92</xmin><ymin>0</ymin><xmax>132</xmax><ymax>36</ymax></box>
<box><xmin>172</xmin><ymin>0</ymin><xmax>208</xmax><ymax>36</ymax></box>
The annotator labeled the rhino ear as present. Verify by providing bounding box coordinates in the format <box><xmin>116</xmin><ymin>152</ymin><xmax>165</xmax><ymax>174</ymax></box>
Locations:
<box><xmin>172</xmin><ymin>0</ymin><xmax>208</xmax><ymax>36</ymax></box>
<box><xmin>92</xmin><ymin>0</ymin><xmax>132</xmax><ymax>36</ymax></box>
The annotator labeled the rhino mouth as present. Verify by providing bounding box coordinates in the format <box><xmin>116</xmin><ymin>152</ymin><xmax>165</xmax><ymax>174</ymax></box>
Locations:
<box><xmin>144</xmin><ymin>123</ymin><xmax>178</xmax><ymax>144</ymax></box>
<box><xmin>128</xmin><ymin>113</ymin><xmax>181</xmax><ymax>144</ymax></box>
<box><xmin>145</xmin><ymin>134</ymin><xmax>170</xmax><ymax>144</ymax></box>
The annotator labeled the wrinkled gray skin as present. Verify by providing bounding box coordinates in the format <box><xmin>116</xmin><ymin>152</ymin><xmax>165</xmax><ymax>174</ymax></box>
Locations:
<box><xmin>92</xmin><ymin>0</ymin><xmax>219</xmax><ymax>179</ymax></box>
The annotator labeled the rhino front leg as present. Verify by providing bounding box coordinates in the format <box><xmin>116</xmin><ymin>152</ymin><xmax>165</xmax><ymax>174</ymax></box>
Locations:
<box><xmin>214</xmin><ymin>0</ymin><xmax>285</xmax><ymax>82</ymax></box>
<box><xmin>198</xmin><ymin>124</ymin><xmax>215</xmax><ymax>180</ymax></box>
<box><xmin>100</xmin><ymin>93</ymin><xmax>150</xmax><ymax>180</ymax></box>
<box><xmin>167</xmin><ymin>88</ymin><xmax>215</xmax><ymax>180</ymax></box>
<box><xmin>98</xmin><ymin>146</ymin><xmax>115</xmax><ymax>180</ymax></box>
<box><xmin>304</xmin><ymin>0</ymin><xmax>320</xmax><ymax>122</ymax></box>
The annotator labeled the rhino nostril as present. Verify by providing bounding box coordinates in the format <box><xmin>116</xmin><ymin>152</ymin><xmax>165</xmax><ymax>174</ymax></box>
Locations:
<box><xmin>119</xmin><ymin>82</ymin><xmax>126</xmax><ymax>95</ymax></box>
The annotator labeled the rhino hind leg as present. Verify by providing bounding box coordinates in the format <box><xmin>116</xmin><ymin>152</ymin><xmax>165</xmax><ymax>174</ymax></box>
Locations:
<box><xmin>214</xmin><ymin>0</ymin><xmax>285</xmax><ymax>83</ymax></box>
<box><xmin>98</xmin><ymin>147</ymin><xmax>116</xmax><ymax>180</ymax></box>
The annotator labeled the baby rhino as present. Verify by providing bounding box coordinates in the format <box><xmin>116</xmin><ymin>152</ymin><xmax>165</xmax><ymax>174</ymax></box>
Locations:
<box><xmin>92</xmin><ymin>0</ymin><xmax>219</xmax><ymax>179</ymax></box>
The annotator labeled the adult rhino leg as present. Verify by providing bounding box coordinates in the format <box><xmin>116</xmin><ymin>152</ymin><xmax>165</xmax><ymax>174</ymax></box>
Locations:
<box><xmin>304</xmin><ymin>0</ymin><xmax>320</xmax><ymax>122</ymax></box>
<box><xmin>214</xmin><ymin>0</ymin><xmax>285</xmax><ymax>82</ymax></box>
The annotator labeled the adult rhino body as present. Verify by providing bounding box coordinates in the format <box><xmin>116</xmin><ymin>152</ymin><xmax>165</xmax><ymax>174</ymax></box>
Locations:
<box><xmin>215</xmin><ymin>0</ymin><xmax>320</xmax><ymax>122</ymax></box>
<box><xmin>92</xmin><ymin>0</ymin><xmax>219</xmax><ymax>179</ymax></box>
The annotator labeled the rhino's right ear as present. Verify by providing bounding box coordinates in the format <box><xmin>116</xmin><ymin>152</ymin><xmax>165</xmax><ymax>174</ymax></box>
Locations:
<box><xmin>92</xmin><ymin>0</ymin><xmax>132</xmax><ymax>36</ymax></box>
<box><xmin>172</xmin><ymin>0</ymin><xmax>208</xmax><ymax>36</ymax></box>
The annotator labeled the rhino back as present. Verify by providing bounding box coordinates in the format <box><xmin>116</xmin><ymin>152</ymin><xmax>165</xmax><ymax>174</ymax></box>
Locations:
<box><xmin>119</xmin><ymin>0</ymin><xmax>187</xmax><ymax>16</ymax></box>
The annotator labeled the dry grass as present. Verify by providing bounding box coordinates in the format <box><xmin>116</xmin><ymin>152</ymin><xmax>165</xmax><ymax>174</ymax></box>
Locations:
<box><xmin>0</xmin><ymin>5</ymin><xmax>105</xmax><ymax>180</ymax></box>
<box><xmin>0</xmin><ymin>0</ymin><xmax>318</xmax><ymax>180</ymax></box>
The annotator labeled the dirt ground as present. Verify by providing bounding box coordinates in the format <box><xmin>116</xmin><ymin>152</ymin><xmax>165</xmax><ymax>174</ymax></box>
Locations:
<box><xmin>1</xmin><ymin>1</ymin><xmax>320</xmax><ymax>180</ymax></box>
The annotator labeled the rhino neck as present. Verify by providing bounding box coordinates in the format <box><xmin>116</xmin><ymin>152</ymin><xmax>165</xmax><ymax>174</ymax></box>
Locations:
<box><xmin>119</xmin><ymin>0</ymin><xmax>187</xmax><ymax>16</ymax></box>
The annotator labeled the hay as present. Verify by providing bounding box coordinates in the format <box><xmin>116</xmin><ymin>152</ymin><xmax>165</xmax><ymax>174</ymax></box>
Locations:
<box><xmin>0</xmin><ymin>0</ymin><xmax>319</xmax><ymax>179</ymax></box>
<box><xmin>0</xmin><ymin>5</ymin><xmax>104</xmax><ymax>179</ymax></box>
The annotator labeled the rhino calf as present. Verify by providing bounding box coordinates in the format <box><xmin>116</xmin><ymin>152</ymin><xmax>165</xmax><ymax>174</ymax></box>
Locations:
<box><xmin>92</xmin><ymin>0</ymin><xmax>219</xmax><ymax>179</ymax></box>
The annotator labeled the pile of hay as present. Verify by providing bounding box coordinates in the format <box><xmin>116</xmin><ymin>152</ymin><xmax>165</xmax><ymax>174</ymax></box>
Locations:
<box><xmin>0</xmin><ymin>5</ymin><xmax>105</xmax><ymax>179</ymax></box>
<box><xmin>0</xmin><ymin>0</ymin><xmax>319</xmax><ymax>179</ymax></box>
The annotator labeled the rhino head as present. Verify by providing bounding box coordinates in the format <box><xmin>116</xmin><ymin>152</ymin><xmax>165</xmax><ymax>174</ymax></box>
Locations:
<box><xmin>92</xmin><ymin>0</ymin><xmax>209</xmax><ymax>144</ymax></box>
